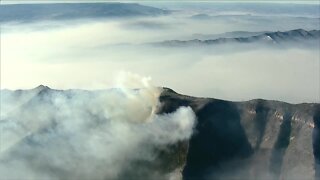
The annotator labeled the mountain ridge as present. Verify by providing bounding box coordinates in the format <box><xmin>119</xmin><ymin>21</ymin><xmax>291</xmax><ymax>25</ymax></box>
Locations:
<box><xmin>0</xmin><ymin>86</ymin><xmax>319</xmax><ymax>179</ymax></box>
<box><xmin>159</xmin><ymin>87</ymin><xmax>319</xmax><ymax>180</ymax></box>
<box><xmin>152</xmin><ymin>29</ymin><xmax>320</xmax><ymax>47</ymax></box>
<box><xmin>0</xmin><ymin>3</ymin><xmax>170</xmax><ymax>23</ymax></box>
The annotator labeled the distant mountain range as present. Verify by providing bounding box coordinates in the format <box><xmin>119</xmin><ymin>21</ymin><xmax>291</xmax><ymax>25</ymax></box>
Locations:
<box><xmin>1</xmin><ymin>86</ymin><xmax>319</xmax><ymax>179</ymax></box>
<box><xmin>190</xmin><ymin>13</ymin><xmax>320</xmax><ymax>20</ymax></box>
<box><xmin>191</xmin><ymin>30</ymin><xmax>272</xmax><ymax>40</ymax></box>
<box><xmin>153</xmin><ymin>29</ymin><xmax>320</xmax><ymax>47</ymax></box>
<box><xmin>0</xmin><ymin>3</ymin><xmax>169</xmax><ymax>23</ymax></box>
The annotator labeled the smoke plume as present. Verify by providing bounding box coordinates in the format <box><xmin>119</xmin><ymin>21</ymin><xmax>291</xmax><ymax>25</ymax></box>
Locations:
<box><xmin>0</xmin><ymin>72</ymin><xmax>196</xmax><ymax>179</ymax></box>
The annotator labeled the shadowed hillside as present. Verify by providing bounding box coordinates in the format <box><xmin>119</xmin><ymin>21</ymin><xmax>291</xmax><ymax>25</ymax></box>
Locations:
<box><xmin>158</xmin><ymin>88</ymin><xmax>319</xmax><ymax>180</ymax></box>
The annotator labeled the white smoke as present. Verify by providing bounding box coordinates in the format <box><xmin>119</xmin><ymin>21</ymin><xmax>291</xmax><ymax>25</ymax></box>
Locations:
<box><xmin>0</xmin><ymin>72</ymin><xmax>196</xmax><ymax>179</ymax></box>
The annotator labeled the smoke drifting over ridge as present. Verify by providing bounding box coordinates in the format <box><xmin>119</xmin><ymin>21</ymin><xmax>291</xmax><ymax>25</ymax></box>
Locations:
<box><xmin>0</xmin><ymin>72</ymin><xmax>196</xmax><ymax>179</ymax></box>
<box><xmin>0</xmin><ymin>2</ymin><xmax>319</xmax><ymax>179</ymax></box>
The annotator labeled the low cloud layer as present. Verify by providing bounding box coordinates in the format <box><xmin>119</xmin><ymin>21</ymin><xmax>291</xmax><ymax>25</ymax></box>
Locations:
<box><xmin>1</xmin><ymin>2</ymin><xmax>319</xmax><ymax>104</ymax></box>
<box><xmin>0</xmin><ymin>2</ymin><xmax>319</xmax><ymax>179</ymax></box>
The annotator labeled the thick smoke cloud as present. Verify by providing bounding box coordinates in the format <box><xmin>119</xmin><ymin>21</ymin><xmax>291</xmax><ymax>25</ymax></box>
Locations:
<box><xmin>0</xmin><ymin>72</ymin><xmax>196</xmax><ymax>179</ymax></box>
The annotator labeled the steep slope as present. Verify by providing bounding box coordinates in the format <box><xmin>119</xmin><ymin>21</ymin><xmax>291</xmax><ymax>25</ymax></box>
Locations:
<box><xmin>159</xmin><ymin>88</ymin><xmax>319</xmax><ymax>180</ymax></box>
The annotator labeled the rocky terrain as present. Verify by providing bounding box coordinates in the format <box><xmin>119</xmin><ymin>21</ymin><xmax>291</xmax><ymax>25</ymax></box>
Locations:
<box><xmin>0</xmin><ymin>86</ymin><xmax>319</xmax><ymax>180</ymax></box>
<box><xmin>159</xmin><ymin>88</ymin><xmax>319</xmax><ymax>180</ymax></box>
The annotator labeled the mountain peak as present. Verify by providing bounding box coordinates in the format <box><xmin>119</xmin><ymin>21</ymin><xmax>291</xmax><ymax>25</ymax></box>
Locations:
<box><xmin>35</xmin><ymin>85</ymin><xmax>50</xmax><ymax>91</ymax></box>
<box><xmin>33</xmin><ymin>84</ymin><xmax>51</xmax><ymax>93</ymax></box>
